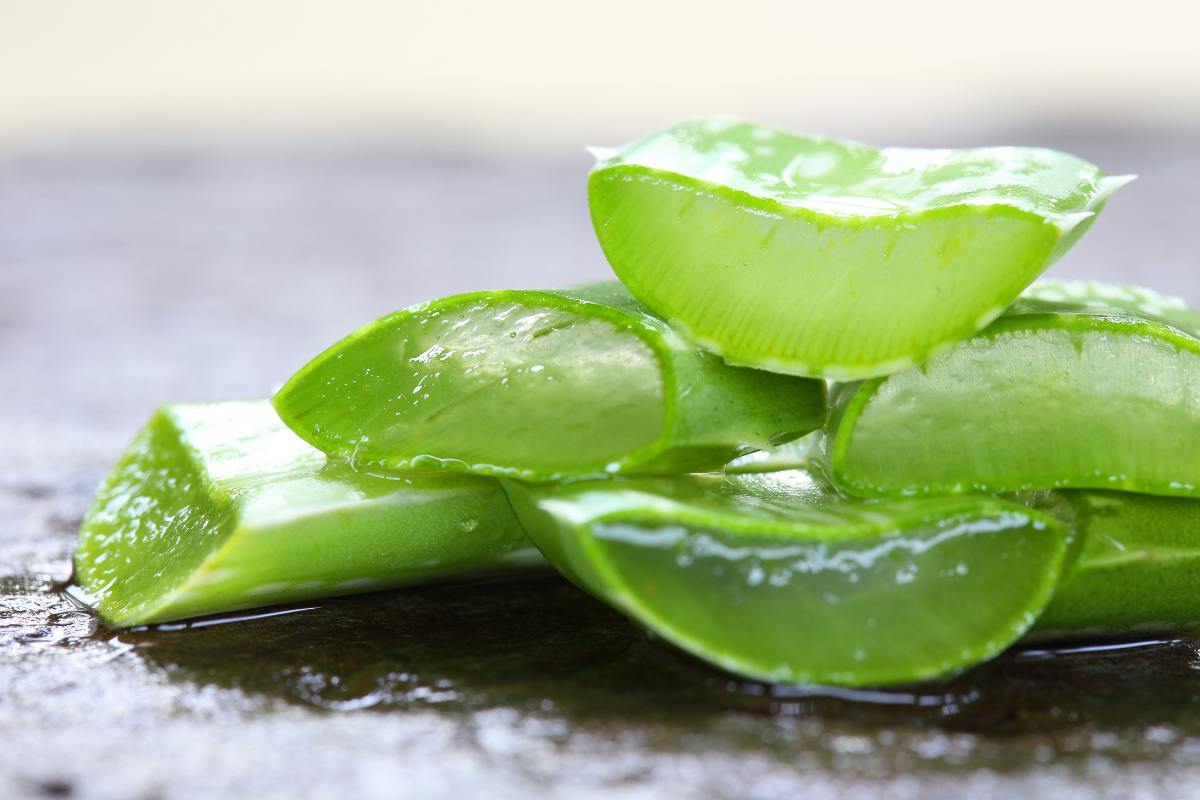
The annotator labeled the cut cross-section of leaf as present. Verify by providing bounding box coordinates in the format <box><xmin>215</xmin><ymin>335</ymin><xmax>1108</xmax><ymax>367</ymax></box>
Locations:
<box><xmin>589</xmin><ymin>119</ymin><xmax>1130</xmax><ymax>379</ymax></box>
<box><xmin>74</xmin><ymin>401</ymin><xmax>544</xmax><ymax>627</ymax></box>
<box><xmin>830</xmin><ymin>281</ymin><xmax>1200</xmax><ymax>498</ymax></box>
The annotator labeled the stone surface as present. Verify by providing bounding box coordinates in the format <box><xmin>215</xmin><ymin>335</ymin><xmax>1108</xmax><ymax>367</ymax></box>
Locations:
<box><xmin>2</xmin><ymin>130</ymin><xmax>1200</xmax><ymax>799</ymax></box>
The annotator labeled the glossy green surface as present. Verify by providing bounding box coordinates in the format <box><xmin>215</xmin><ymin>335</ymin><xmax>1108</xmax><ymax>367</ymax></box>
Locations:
<box><xmin>589</xmin><ymin>118</ymin><xmax>1130</xmax><ymax>379</ymax></box>
<box><xmin>75</xmin><ymin>401</ymin><xmax>543</xmax><ymax>627</ymax></box>
<box><xmin>1016</xmin><ymin>278</ymin><xmax>1200</xmax><ymax>333</ymax></box>
<box><xmin>1033</xmin><ymin>490</ymin><xmax>1200</xmax><ymax>640</ymax></box>
<box><xmin>830</xmin><ymin>281</ymin><xmax>1200</xmax><ymax>498</ymax></box>
<box><xmin>274</xmin><ymin>282</ymin><xmax>825</xmax><ymax>481</ymax></box>
<box><xmin>503</xmin><ymin>469</ymin><xmax>1069</xmax><ymax>686</ymax></box>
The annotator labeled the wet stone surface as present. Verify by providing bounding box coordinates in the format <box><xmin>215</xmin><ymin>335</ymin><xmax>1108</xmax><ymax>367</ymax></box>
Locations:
<box><xmin>2</xmin><ymin>133</ymin><xmax>1200</xmax><ymax>798</ymax></box>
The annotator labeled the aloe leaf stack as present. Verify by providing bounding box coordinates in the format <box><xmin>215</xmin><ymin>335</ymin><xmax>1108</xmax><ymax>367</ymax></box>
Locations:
<box><xmin>77</xmin><ymin>118</ymin><xmax>1200</xmax><ymax>689</ymax></box>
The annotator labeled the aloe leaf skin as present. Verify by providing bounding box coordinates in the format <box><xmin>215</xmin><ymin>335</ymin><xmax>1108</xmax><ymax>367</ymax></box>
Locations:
<box><xmin>1031</xmin><ymin>490</ymin><xmax>1200</xmax><ymax>641</ymax></box>
<box><xmin>829</xmin><ymin>281</ymin><xmax>1200</xmax><ymax>499</ymax></box>
<box><xmin>589</xmin><ymin>118</ymin><xmax>1130</xmax><ymax>380</ymax></box>
<box><xmin>502</xmin><ymin>469</ymin><xmax>1068</xmax><ymax>687</ymax></box>
<box><xmin>74</xmin><ymin>401</ymin><xmax>544</xmax><ymax>628</ymax></box>
<box><xmin>272</xmin><ymin>282</ymin><xmax>826</xmax><ymax>482</ymax></box>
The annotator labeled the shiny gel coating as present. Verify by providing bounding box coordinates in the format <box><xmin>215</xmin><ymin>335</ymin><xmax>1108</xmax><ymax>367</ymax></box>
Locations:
<box><xmin>830</xmin><ymin>281</ymin><xmax>1200</xmax><ymax>499</ymax></box>
<box><xmin>1031</xmin><ymin>490</ymin><xmax>1200</xmax><ymax>640</ymax></box>
<box><xmin>502</xmin><ymin>469</ymin><xmax>1068</xmax><ymax>687</ymax></box>
<box><xmin>589</xmin><ymin>118</ymin><xmax>1131</xmax><ymax>380</ymax></box>
<box><xmin>74</xmin><ymin>401</ymin><xmax>544</xmax><ymax>627</ymax></box>
<box><xmin>273</xmin><ymin>282</ymin><xmax>825</xmax><ymax>481</ymax></box>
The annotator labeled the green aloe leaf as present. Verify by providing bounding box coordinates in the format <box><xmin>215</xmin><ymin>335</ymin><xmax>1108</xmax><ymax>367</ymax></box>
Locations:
<box><xmin>589</xmin><ymin>118</ymin><xmax>1130</xmax><ymax>379</ymax></box>
<box><xmin>74</xmin><ymin>403</ymin><xmax>1200</xmax><ymax>649</ymax></box>
<box><xmin>1032</xmin><ymin>489</ymin><xmax>1200</xmax><ymax>640</ymax></box>
<box><xmin>273</xmin><ymin>282</ymin><xmax>825</xmax><ymax>481</ymax></box>
<box><xmin>74</xmin><ymin>401</ymin><xmax>543</xmax><ymax>627</ymax></box>
<box><xmin>829</xmin><ymin>281</ymin><xmax>1200</xmax><ymax>498</ymax></box>
<box><xmin>503</xmin><ymin>469</ymin><xmax>1069</xmax><ymax>686</ymax></box>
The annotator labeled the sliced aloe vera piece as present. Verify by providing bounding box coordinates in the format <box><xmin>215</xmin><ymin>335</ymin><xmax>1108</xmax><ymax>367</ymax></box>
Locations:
<box><xmin>1031</xmin><ymin>490</ymin><xmax>1200</xmax><ymax>640</ymax></box>
<box><xmin>273</xmin><ymin>282</ymin><xmax>825</xmax><ymax>481</ymax></box>
<box><xmin>74</xmin><ymin>401</ymin><xmax>543</xmax><ymax>627</ymax></box>
<box><xmin>503</xmin><ymin>469</ymin><xmax>1068</xmax><ymax>686</ymax></box>
<box><xmin>830</xmin><ymin>281</ymin><xmax>1200</xmax><ymax>498</ymax></box>
<box><xmin>1016</xmin><ymin>278</ymin><xmax>1200</xmax><ymax>332</ymax></box>
<box><xmin>589</xmin><ymin>119</ymin><xmax>1131</xmax><ymax>379</ymax></box>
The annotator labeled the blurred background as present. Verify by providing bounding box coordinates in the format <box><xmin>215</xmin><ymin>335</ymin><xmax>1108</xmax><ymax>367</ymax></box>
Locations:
<box><xmin>1</xmin><ymin>0</ymin><xmax>1198</xmax><ymax>467</ymax></box>
<box><xmin>3</xmin><ymin>1</ymin><xmax>1199</xmax><ymax>150</ymax></box>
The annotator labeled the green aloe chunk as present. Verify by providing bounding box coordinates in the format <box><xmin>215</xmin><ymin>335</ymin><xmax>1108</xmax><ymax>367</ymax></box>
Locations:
<box><xmin>1032</xmin><ymin>490</ymin><xmax>1200</xmax><ymax>640</ymax></box>
<box><xmin>74</xmin><ymin>401</ymin><xmax>543</xmax><ymax>627</ymax></box>
<box><xmin>502</xmin><ymin>469</ymin><xmax>1069</xmax><ymax>686</ymax></box>
<box><xmin>589</xmin><ymin>118</ymin><xmax>1131</xmax><ymax>379</ymax></box>
<box><xmin>829</xmin><ymin>281</ymin><xmax>1200</xmax><ymax>498</ymax></box>
<box><xmin>273</xmin><ymin>282</ymin><xmax>826</xmax><ymax>481</ymax></box>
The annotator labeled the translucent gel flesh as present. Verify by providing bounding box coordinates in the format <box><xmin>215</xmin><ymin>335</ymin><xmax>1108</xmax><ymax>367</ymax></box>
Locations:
<box><xmin>75</xmin><ymin>402</ymin><xmax>540</xmax><ymax>626</ymax></box>
<box><xmin>591</xmin><ymin>170</ymin><xmax>1058</xmax><ymax>378</ymax></box>
<box><xmin>275</xmin><ymin>297</ymin><xmax>667</xmax><ymax>478</ymax></box>
<box><xmin>74</xmin><ymin>409</ymin><xmax>240</xmax><ymax>625</ymax></box>
<box><xmin>833</xmin><ymin>318</ymin><xmax>1200</xmax><ymax>497</ymax></box>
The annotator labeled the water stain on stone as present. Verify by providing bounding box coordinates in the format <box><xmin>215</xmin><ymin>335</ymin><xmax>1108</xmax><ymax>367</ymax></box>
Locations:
<box><xmin>99</xmin><ymin>576</ymin><xmax>1200</xmax><ymax>736</ymax></box>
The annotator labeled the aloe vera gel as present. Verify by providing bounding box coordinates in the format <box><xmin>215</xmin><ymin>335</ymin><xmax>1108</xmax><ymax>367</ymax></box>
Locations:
<box><xmin>830</xmin><ymin>282</ymin><xmax>1200</xmax><ymax>498</ymax></box>
<box><xmin>589</xmin><ymin>119</ymin><xmax>1130</xmax><ymax>379</ymax></box>
<box><xmin>75</xmin><ymin>402</ymin><xmax>542</xmax><ymax>626</ymax></box>
<box><xmin>80</xmin><ymin>117</ymin><xmax>1200</xmax><ymax>690</ymax></box>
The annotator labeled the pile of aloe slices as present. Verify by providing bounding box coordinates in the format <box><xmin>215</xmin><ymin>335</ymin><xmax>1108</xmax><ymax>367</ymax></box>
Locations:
<box><xmin>76</xmin><ymin>118</ymin><xmax>1200</xmax><ymax>688</ymax></box>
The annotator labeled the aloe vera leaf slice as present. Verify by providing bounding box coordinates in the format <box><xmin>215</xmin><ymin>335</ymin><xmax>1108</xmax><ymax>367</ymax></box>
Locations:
<box><xmin>74</xmin><ymin>401</ymin><xmax>544</xmax><ymax>627</ymax></box>
<box><xmin>1030</xmin><ymin>490</ymin><xmax>1200</xmax><ymax>640</ymax></box>
<box><xmin>829</xmin><ymin>281</ymin><xmax>1200</xmax><ymax>498</ymax></box>
<box><xmin>1016</xmin><ymin>278</ymin><xmax>1200</xmax><ymax>334</ymax></box>
<box><xmin>588</xmin><ymin>118</ymin><xmax>1131</xmax><ymax>380</ymax></box>
<box><xmin>272</xmin><ymin>282</ymin><xmax>826</xmax><ymax>481</ymax></box>
<box><xmin>502</xmin><ymin>469</ymin><xmax>1068</xmax><ymax>686</ymax></box>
